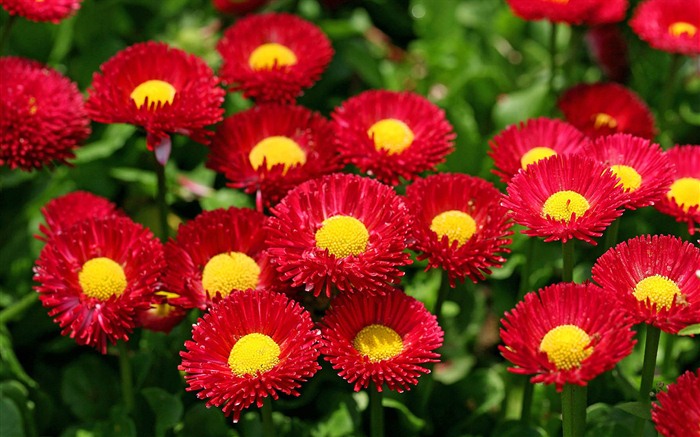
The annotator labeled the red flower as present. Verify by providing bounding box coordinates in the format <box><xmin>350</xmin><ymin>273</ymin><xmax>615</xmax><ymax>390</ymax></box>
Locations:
<box><xmin>558</xmin><ymin>83</ymin><xmax>656</xmax><ymax>140</ymax></box>
<box><xmin>33</xmin><ymin>216</ymin><xmax>164</xmax><ymax>353</ymax></box>
<box><xmin>266</xmin><ymin>173</ymin><xmax>412</xmax><ymax>297</ymax></box>
<box><xmin>212</xmin><ymin>0</ymin><xmax>268</xmax><ymax>15</ymax></box>
<box><xmin>207</xmin><ymin>104</ymin><xmax>341</xmax><ymax>208</ymax></box>
<box><xmin>592</xmin><ymin>235</ymin><xmax>700</xmax><ymax>334</ymax></box>
<box><xmin>502</xmin><ymin>155</ymin><xmax>627</xmax><ymax>245</ymax></box>
<box><xmin>630</xmin><ymin>0</ymin><xmax>700</xmax><ymax>55</ymax></box>
<box><xmin>180</xmin><ymin>289</ymin><xmax>321</xmax><ymax>422</ymax></box>
<box><xmin>37</xmin><ymin>191</ymin><xmax>122</xmax><ymax>241</ymax></box>
<box><xmin>85</xmin><ymin>41</ymin><xmax>224</xmax><ymax>162</ymax></box>
<box><xmin>583</xmin><ymin>0</ymin><xmax>628</xmax><ymax>25</ymax></box>
<box><xmin>489</xmin><ymin>117</ymin><xmax>589</xmax><ymax>184</ymax></box>
<box><xmin>217</xmin><ymin>13</ymin><xmax>333</xmax><ymax>103</ymax></box>
<box><xmin>405</xmin><ymin>173</ymin><xmax>513</xmax><ymax>287</ymax></box>
<box><xmin>136</xmin><ymin>291</ymin><xmax>188</xmax><ymax>334</ymax></box>
<box><xmin>505</xmin><ymin>0</ymin><xmax>598</xmax><ymax>24</ymax></box>
<box><xmin>585</xmin><ymin>25</ymin><xmax>629</xmax><ymax>82</ymax></box>
<box><xmin>652</xmin><ymin>369</ymin><xmax>700</xmax><ymax>437</ymax></box>
<box><xmin>320</xmin><ymin>288</ymin><xmax>443</xmax><ymax>392</ymax></box>
<box><xmin>1</xmin><ymin>57</ymin><xmax>90</xmax><ymax>171</ymax></box>
<box><xmin>499</xmin><ymin>282</ymin><xmax>636</xmax><ymax>391</ymax></box>
<box><xmin>331</xmin><ymin>90</ymin><xmax>455</xmax><ymax>185</ymax></box>
<box><xmin>655</xmin><ymin>145</ymin><xmax>700</xmax><ymax>235</ymax></box>
<box><xmin>0</xmin><ymin>0</ymin><xmax>82</xmax><ymax>22</ymax></box>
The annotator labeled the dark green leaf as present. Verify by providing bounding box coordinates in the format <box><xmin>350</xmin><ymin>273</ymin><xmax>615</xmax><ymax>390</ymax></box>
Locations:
<box><xmin>141</xmin><ymin>387</ymin><xmax>183</xmax><ymax>437</ymax></box>
<box><xmin>615</xmin><ymin>402</ymin><xmax>652</xmax><ymax>420</ymax></box>
<box><xmin>0</xmin><ymin>397</ymin><xmax>25</xmax><ymax>437</ymax></box>
<box><xmin>678</xmin><ymin>323</ymin><xmax>700</xmax><ymax>336</ymax></box>
<box><xmin>61</xmin><ymin>355</ymin><xmax>120</xmax><ymax>421</ymax></box>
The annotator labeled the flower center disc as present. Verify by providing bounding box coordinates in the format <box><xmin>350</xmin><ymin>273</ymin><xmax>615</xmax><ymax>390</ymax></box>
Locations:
<box><xmin>542</xmin><ymin>190</ymin><xmax>590</xmax><ymax>222</ymax></box>
<box><xmin>315</xmin><ymin>215</ymin><xmax>369</xmax><ymax>258</ymax></box>
<box><xmin>668</xmin><ymin>177</ymin><xmax>700</xmax><ymax>212</ymax></box>
<box><xmin>368</xmin><ymin>118</ymin><xmax>415</xmax><ymax>155</ymax></box>
<box><xmin>521</xmin><ymin>147</ymin><xmax>557</xmax><ymax>170</ymax></box>
<box><xmin>130</xmin><ymin>80</ymin><xmax>176</xmax><ymax>109</ymax></box>
<box><xmin>78</xmin><ymin>257</ymin><xmax>127</xmax><ymax>300</ymax></box>
<box><xmin>228</xmin><ymin>333</ymin><xmax>281</xmax><ymax>377</ymax></box>
<box><xmin>610</xmin><ymin>164</ymin><xmax>642</xmax><ymax>192</ymax></box>
<box><xmin>430</xmin><ymin>210</ymin><xmax>477</xmax><ymax>247</ymax></box>
<box><xmin>353</xmin><ymin>324</ymin><xmax>403</xmax><ymax>362</ymax></box>
<box><xmin>248</xmin><ymin>136</ymin><xmax>307</xmax><ymax>172</ymax></box>
<box><xmin>201</xmin><ymin>252</ymin><xmax>260</xmax><ymax>298</ymax></box>
<box><xmin>248</xmin><ymin>43</ymin><xmax>298</xmax><ymax>71</ymax></box>
<box><xmin>592</xmin><ymin>113</ymin><xmax>618</xmax><ymax>130</ymax></box>
<box><xmin>539</xmin><ymin>324</ymin><xmax>592</xmax><ymax>370</ymax></box>
<box><xmin>633</xmin><ymin>275</ymin><xmax>682</xmax><ymax>310</ymax></box>
<box><xmin>669</xmin><ymin>22</ymin><xmax>697</xmax><ymax>37</ymax></box>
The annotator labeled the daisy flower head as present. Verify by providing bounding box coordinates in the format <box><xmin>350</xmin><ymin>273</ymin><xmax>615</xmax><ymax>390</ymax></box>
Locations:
<box><xmin>592</xmin><ymin>235</ymin><xmax>700</xmax><ymax>334</ymax></box>
<box><xmin>266</xmin><ymin>173</ymin><xmax>412</xmax><ymax>298</ymax></box>
<box><xmin>583</xmin><ymin>0</ymin><xmax>628</xmax><ymax>25</ymax></box>
<box><xmin>33</xmin><ymin>216</ymin><xmax>164</xmax><ymax>353</ymax></box>
<box><xmin>501</xmin><ymin>154</ymin><xmax>628</xmax><ymax>245</ymax></box>
<box><xmin>207</xmin><ymin>104</ymin><xmax>341</xmax><ymax>208</ymax></box>
<box><xmin>652</xmin><ymin>369</ymin><xmax>700</xmax><ymax>437</ymax></box>
<box><xmin>655</xmin><ymin>145</ymin><xmax>700</xmax><ymax>234</ymax></box>
<box><xmin>136</xmin><ymin>290</ymin><xmax>188</xmax><ymax>334</ymax></box>
<box><xmin>0</xmin><ymin>0</ymin><xmax>82</xmax><ymax>23</ymax></box>
<box><xmin>320</xmin><ymin>288</ymin><xmax>443</xmax><ymax>392</ymax></box>
<box><xmin>630</xmin><ymin>0</ymin><xmax>700</xmax><ymax>56</ymax></box>
<box><xmin>558</xmin><ymin>82</ymin><xmax>656</xmax><ymax>140</ymax></box>
<box><xmin>37</xmin><ymin>191</ymin><xmax>122</xmax><ymax>241</ymax></box>
<box><xmin>1</xmin><ymin>57</ymin><xmax>90</xmax><ymax>171</ymax></box>
<box><xmin>212</xmin><ymin>0</ymin><xmax>268</xmax><ymax>15</ymax></box>
<box><xmin>217</xmin><ymin>13</ymin><xmax>333</xmax><ymax>103</ymax></box>
<box><xmin>85</xmin><ymin>41</ymin><xmax>225</xmax><ymax>164</ymax></box>
<box><xmin>505</xmin><ymin>0</ymin><xmax>598</xmax><ymax>24</ymax></box>
<box><xmin>331</xmin><ymin>90</ymin><xmax>455</xmax><ymax>185</ymax></box>
<box><xmin>405</xmin><ymin>173</ymin><xmax>513</xmax><ymax>287</ymax></box>
<box><xmin>488</xmin><ymin>117</ymin><xmax>589</xmax><ymax>184</ymax></box>
<box><xmin>180</xmin><ymin>289</ymin><xmax>321</xmax><ymax>422</ymax></box>
<box><xmin>585</xmin><ymin>25</ymin><xmax>630</xmax><ymax>83</ymax></box>
<box><xmin>499</xmin><ymin>282</ymin><xmax>636</xmax><ymax>391</ymax></box>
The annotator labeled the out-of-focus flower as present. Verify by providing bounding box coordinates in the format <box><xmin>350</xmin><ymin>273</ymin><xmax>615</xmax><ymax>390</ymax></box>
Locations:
<box><xmin>630</xmin><ymin>0</ymin><xmax>700</xmax><ymax>56</ymax></box>
<box><xmin>585</xmin><ymin>25</ymin><xmax>629</xmax><ymax>82</ymax></box>
<box><xmin>0</xmin><ymin>0</ymin><xmax>82</xmax><ymax>23</ymax></box>
<box><xmin>505</xmin><ymin>0</ymin><xmax>598</xmax><ymax>24</ymax></box>
<box><xmin>655</xmin><ymin>145</ymin><xmax>700</xmax><ymax>234</ymax></box>
<box><xmin>583</xmin><ymin>0</ymin><xmax>628</xmax><ymax>25</ymax></box>
<box><xmin>652</xmin><ymin>369</ymin><xmax>700</xmax><ymax>437</ymax></box>
<box><xmin>37</xmin><ymin>191</ymin><xmax>122</xmax><ymax>241</ymax></box>
<box><xmin>212</xmin><ymin>0</ymin><xmax>268</xmax><ymax>16</ymax></box>
<box><xmin>137</xmin><ymin>291</ymin><xmax>188</xmax><ymax>333</ymax></box>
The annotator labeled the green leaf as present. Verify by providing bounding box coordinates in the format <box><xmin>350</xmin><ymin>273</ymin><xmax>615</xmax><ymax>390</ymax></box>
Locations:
<box><xmin>311</xmin><ymin>400</ymin><xmax>355</xmax><ymax>437</ymax></box>
<box><xmin>74</xmin><ymin>124</ymin><xmax>137</xmax><ymax>164</ymax></box>
<box><xmin>678</xmin><ymin>323</ymin><xmax>700</xmax><ymax>336</ymax></box>
<box><xmin>493</xmin><ymin>420</ymin><xmax>548</xmax><ymax>437</ymax></box>
<box><xmin>0</xmin><ymin>397</ymin><xmax>25</xmax><ymax>437</ymax></box>
<box><xmin>382</xmin><ymin>397</ymin><xmax>426</xmax><ymax>431</ymax></box>
<box><xmin>492</xmin><ymin>83</ymin><xmax>552</xmax><ymax>130</ymax></box>
<box><xmin>179</xmin><ymin>403</ymin><xmax>233</xmax><ymax>437</ymax></box>
<box><xmin>615</xmin><ymin>402</ymin><xmax>652</xmax><ymax>420</ymax></box>
<box><xmin>200</xmin><ymin>188</ymin><xmax>254</xmax><ymax>211</ymax></box>
<box><xmin>61</xmin><ymin>355</ymin><xmax>120</xmax><ymax>421</ymax></box>
<box><xmin>141</xmin><ymin>387</ymin><xmax>184</xmax><ymax>437</ymax></box>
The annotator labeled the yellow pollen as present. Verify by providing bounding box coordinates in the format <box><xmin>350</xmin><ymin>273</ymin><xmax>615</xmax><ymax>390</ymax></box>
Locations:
<box><xmin>151</xmin><ymin>302</ymin><xmax>176</xmax><ymax>317</ymax></box>
<box><xmin>633</xmin><ymin>275</ymin><xmax>682</xmax><ymax>310</ymax></box>
<box><xmin>78</xmin><ymin>257</ymin><xmax>127</xmax><ymax>300</ymax></box>
<box><xmin>542</xmin><ymin>190</ymin><xmax>590</xmax><ymax>222</ymax></box>
<box><xmin>521</xmin><ymin>147</ymin><xmax>557</xmax><ymax>170</ymax></box>
<box><xmin>592</xmin><ymin>113</ymin><xmax>618</xmax><ymax>130</ymax></box>
<box><xmin>368</xmin><ymin>118</ymin><xmax>415</xmax><ymax>155</ymax></box>
<box><xmin>610</xmin><ymin>164</ymin><xmax>642</xmax><ymax>192</ymax></box>
<box><xmin>201</xmin><ymin>252</ymin><xmax>260</xmax><ymax>298</ymax></box>
<box><xmin>28</xmin><ymin>97</ymin><xmax>38</xmax><ymax>115</ymax></box>
<box><xmin>248</xmin><ymin>136</ymin><xmax>307</xmax><ymax>172</ymax></box>
<box><xmin>430</xmin><ymin>210</ymin><xmax>477</xmax><ymax>247</ymax></box>
<box><xmin>669</xmin><ymin>22</ymin><xmax>697</xmax><ymax>37</ymax></box>
<box><xmin>248</xmin><ymin>43</ymin><xmax>298</xmax><ymax>71</ymax></box>
<box><xmin>315</xmin><ymin>215</ymin><xmax>369</xmax><ymax>258</ymax></box>
<box><xmin>130</xmin><ymin>80</ymin><xmax>176</xmax><ymax>109</ymax></box>
<box><xmin>668</xmin><ymin>177</ymin><xmax>700</xmax><ymax>212</ymax></box>
<box><xmin>353</xmin><ymin>324</ymin><xmax>403</xmax><ymax>362</ymax></box>
<box><xmin>228</xmin><ymin>333</ymin><xmax>280</xmax><ymax>377</ymax></box>
<box><xmin>539</xmin><ymin>325</ymin><xmax>593</xmax><ymax>370</ymax></box>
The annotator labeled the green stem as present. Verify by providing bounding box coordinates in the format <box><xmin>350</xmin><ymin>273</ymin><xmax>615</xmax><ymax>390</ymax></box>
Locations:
<box><xmin>561</xmin><ymin>384</ymin><xmax>587</xmax><ymax>437</ymax></box>
<box><xmin>117</xmin><ymin>341</ymin><xmax>134</xmax><ymax>412</ymax></box>
<box><xmin>549</xmin><ymin>22</ymin><xmax>558</xmax><ymax>96</ymax></box>
<box><xmin>155</xmin><ymin>159</ymin><xmax>169</xmax><ymax>242</ymax></box>
<box><xmin>639</xmin><ymin>325</ymin><xmax>661</xmax><ymax>403</ymax></box>
<box><xmin>603</xmin><ymin>217</ymin><xmax>621</xmax><ymax>251</ymax></box>
<box><xmin>520</xmin><ymin>379</ymin><xmax>534</xmax><ymax>426</ymax></box>
<box><xmin>0</xmin><ymin>15</ymin><xmax>17</xmax><ymax>54</ymax></box>
<box><xmin>433</xmin><ymin>270</ymin><xmax>451</xmax><ymax>322</ymax></box>
<box><xmin>0</xmin><ymin>293</ymin><xmax>38</xmax><ymax>325</ymax></box>
<box><xmin>659</xmin><ymin>54</ymin><xmax>682</xmax><ymax>133</ymax></box>
<box><xmin>369</xmin><ymin>386</ymin><xmax>384</xmax><ymax>437</ymax></box>
<box><xmin>562</xmin><ymin>240</ymin><xmax>575</xmax><ymax>283</ymax></box>
<box><xmin>261</xmin><ymin>397</ymin><xmax>275</xmax><ymax>437</ymax></box>
<box><xmin>517</xmin><ymin>238</ymin><xmax>536</xmax><ymax>301</ymax></box>
<box><xmin>661</xmin><ymin>332</ymin><xmax>676</xmax><ymax>377</ymax></box>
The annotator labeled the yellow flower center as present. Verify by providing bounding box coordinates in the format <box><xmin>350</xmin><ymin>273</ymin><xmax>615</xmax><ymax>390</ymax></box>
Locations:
<box><xmin>542</xmin><ymin>190</ymin><xmax>590</xmax><ymax>222</ymax></box>
<box><xmin>633</xmin><ymin>275</ymin><xmax>682</xmax><ymax>310</ymax></box>
<box><xmin>248</xmin><ymin>136</ymin><xmax>307</xmax><ymax>172</ymax></box>
<box><xmin>315</xmin><ymin>215</ymin><xmax>369</xmax><ymax>258</ymax></box>
<box><xmin>130</xmin><ymin>80</ymin><xmax>176</xmax><ymax>109</ymax></box>
<box><xmin>669</xmin><ymin>22</ymin><xmax>697</xmax><ymax>37</ymax></box>
<box><xmin>668</xmin><ymin>177</ymin><xmax>700</xmax><ymax>212</ymax></box>
<box><xmin>353</xmin><ymin>324</ymin><xmax>403</xmax><ymax>362</ymax></box>
<box><xmin>539</xmin><ymin>325</ymin><xmax>593</xmax><ymax>370</ymax></box>
<box><xmin>610</xmin><ymin>164</ymin><xmax>642</xmax><ymax>192</ymax></box>
<box><xmin>228</xmin><ymin>333</ymin><xmax>281</xmax><ymax>377</ymax></box>
<box><xmin>521</xmin><ymin>147</ymin><xmax>557</xmax><ymax>170</ymax></box>
<box><xmin>152</xmin><ymin>290</ymin><xmax>180</xmax><ymax>316</ymax></box>
<box><xmin>78</xmin><ymin>257</ymin><xmax>127</xmax><ymax>300</ymax></box>
<box><xmin>592</xmin><ymin>113</ymin><xmax>618</xmax><ymax>130</ymax></box>
<box><xmin>201</xmin><ymin>252</ymin><xmax>260</xmax><ymax>298</ymax></box>
<box><xmin>367</xmin><ymin>118</ymin><xmax>415</xmax><ymax>155</ymax></box>
<box><xmin>430</xmin><ymin>210</ymin><xmax>477</xmax><ymax>247</ymax></box>
<box><xmin>28</xmin><ymin>96</ymin><xmax>38</xmax><ymax>115</ymax></box>
<box><xmin>248</xmin><ymin>43</ymin><xmax>298</xmax><ymax>71</ymax></box>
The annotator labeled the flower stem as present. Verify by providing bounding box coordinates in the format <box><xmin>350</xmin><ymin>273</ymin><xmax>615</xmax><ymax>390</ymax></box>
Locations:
<box><xmin>561</xmin><ymin>384</ymin><xmax>587</xmax><ymax>437</ymax></box>
<box><xmin>0</xmin><ymin>15</ymin><xmax>17</xmax><ymax>54</ymax></box>
<box><xmin>661</xmin><ymin>332</ymin><xmax>676</xmax><ymax>377</ymax></box>
<box><xmin>369</xmin><ymin>386</ymin><xmax>384</xmax><ymax>437</ymax></box>
<box><xmin>433</xmin><ymin>270</ymin><xmax>451</xmax><ymax>323</ymax></box>
<box><xmin>0</xmin><ymin>292</ymin><xmax>38</xmax><ymax>325</ymax></box>
<box><xmin>639</xmin><ymin>325</ymin><xmax>661</xmax><ymax>403</ymax></box>
<box><xmin>603</xmin><ymin>216</ymin><xmax>621</xmax><ymax>251</ymax></box>
<box><xmin>117</xmin><ymin>341</ymin><xmax>134</xmax><ymax>413</ymax></box>
<box><xmin>659</xmin><ymin>54</ymin><xmax>682</xmax><ymax>133</ymax></box>
<box><xmin>549</xmin><ymin>22</ymin><xmax>558</xmax><ymax>96</ymax></box>
<box><xmin>154</xmin><ymin>159</ymin><xmax>169</xmax><ymax>242</ymax></box>
<box><xmin>562</xmin><ymin>240</ymin><xmax>575</xmax><ymax>283</ymax></box>
<box><xmin>520</xmin><ymin>379</ymin><xmax>534</xmax><ymax>426</ymax></box>
<box><xmin>261</xmin><ymin>397</ymin><xmax>275</xmax><ymax>437</ymax></box>
<box><xmin>517</xmin><ymin>237</ymin><xmax>536</xmax><ymax>300</ymax></box>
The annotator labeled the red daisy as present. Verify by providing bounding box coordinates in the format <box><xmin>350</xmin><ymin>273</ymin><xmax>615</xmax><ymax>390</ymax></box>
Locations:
<box><xmin>212</xmin><ymin>0</ymin><xmax>268</xmax><ymax>15</ymax></box>
<box><xmin>37</xmin><ymin>191</ymin><xmax>122</xmax><ymax>241</ymax></box>
<box><xmin>136</xmin><ymin>291</ymin><xmax>188</xmax><ymax>334</ymax></box>
<box><xmin>630</xmin><ymin>0</ymin><xmax>700</xmax><ymax>56</ymax></box>
<box><xmin>558</xmin><ymin>82</ymin><xmax>656</xmax><ymax>140</ymax></box>
<box><xmin>405</xmin><ymin>173</ymin><xmax>513</xmax><ymax>287</ymax></box>
<box><xmin>331</xmin><ymin>90</ymin><xmax>455</xmax><ymax>185</ymax></box>
<box><xmin>587</xmin><ymin>134</ymin><xmax>673</xmax><ymax>210</ymax></box>
<box><xmin>85</xmin><ymin>41</ymin><xmax>224</xmax><ymax>163</ymax></box>
<box><xmin>180</xmin><ymin>289</ymin><xmax>321</xmax><ymax>422</ymax></box>
<box><xmin>505</xmin><ymin>0</ymin><xmax>598</xmax><ymax>24</ymax></box>
<box><xmin>499</xmin><ymin>282</ymin><xmax>636</xmax><ymax>391</ymax></box>
<box><xmin>0</xmin><ymin>0</ymin><xmax>82</xmax><ymax>23</ymax></box>
<box><xmin>583</xmin><ymin>0</ymin><xmax>628</xmax><ymax>25</ymax></box>
<box><xmin>655</xmin><ymin>145</ymin><xmax>700</xmax><ymax>235</ymax></box>
<box><xmin>591</xmin><ymin>235</ymin><xmax>700</xmax><ymax>334</ymax></box>
<box><xmin>1</xmin><ymin>57</ymin><xmax>90</xmax><ymax>171</ymax></box>
<box><xmin>217</xmin><ymin>13</ymin><xmax>333</xmax><ymax>103</ymax></box>
<box><xmin>320</xmin><ymin>288</ymin><xmax>443</xmax><ymax>392</ymax></box>
<box><xmin>207</xmin><ymin>104</ymin><xmax>341</xmax><ymax>208</ymax></box>
<box><xmin>652</xmin><ymin>369</ymin><xmax>700</xmax><ymax>437</ymax></box>
<box><xmin>501</xmin><ymin>155</ymin><xmax>628</xmax><ymax>245</ymax></box>
<box><xmin>488</xmin><ymin>117</ymin><xmax>589</xmax><ymax>184</ymax></box>
<box><xmin>585</xmin><ymin>25</ymin><xmax>630</xmax><ymax>83</ymax></box>
<box><xmin>266</xmin><ymin>173</ymin><xmax>412</xmax><ymax>297</ymax></box>
<box><xmin>33</xmin><ymin>216</ymin><xmax>164</xmax><ymax>353</ymax></box>
<box><xmin>163</xmin><ymin>207</ymin><xmax>276</xmax><ymax>310</ymax></box>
